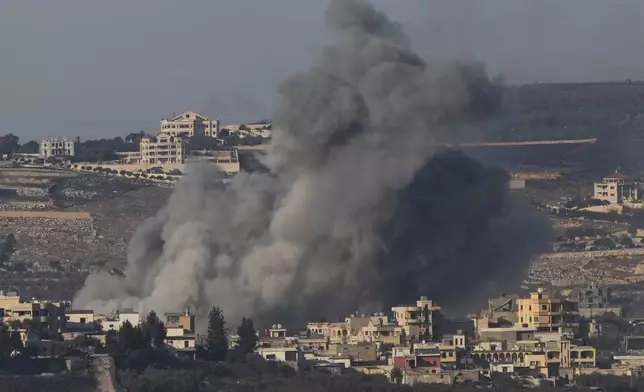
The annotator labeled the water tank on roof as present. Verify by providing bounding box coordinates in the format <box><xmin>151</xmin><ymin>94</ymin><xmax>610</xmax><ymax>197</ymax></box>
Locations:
<box><xmin>277</xmin><ymin>324</ymin><xmax>282</xmax><ymax>329</ymax></box>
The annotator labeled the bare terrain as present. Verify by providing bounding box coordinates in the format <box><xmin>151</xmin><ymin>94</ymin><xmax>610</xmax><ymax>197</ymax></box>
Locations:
<box><xmin>0</xmin><ymin>168</ymin><xmax>170</xmax><ymax>299</ymax></box>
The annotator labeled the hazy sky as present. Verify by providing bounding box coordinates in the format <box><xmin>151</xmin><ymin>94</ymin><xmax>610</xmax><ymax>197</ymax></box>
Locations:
<box><xmin>2</xmin><ymin>0</ymin><xmax>644</xmax><ymax>140</ymax></box>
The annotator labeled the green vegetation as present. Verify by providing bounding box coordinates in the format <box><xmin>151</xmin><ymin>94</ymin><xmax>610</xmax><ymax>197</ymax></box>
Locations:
<box><xmin>488</xmin><ymin>82</ymin><xmax>644</xmax><ymax>142</ymax></box>
<box><xmin>236</xmin><ymin>317</ymin><xmax>258</xmax><ymax>356</ymax></box>
<box><xmin>206</xmin><ymin>306</ymin><xmax>228</xmax><ymax>362</ymax></box>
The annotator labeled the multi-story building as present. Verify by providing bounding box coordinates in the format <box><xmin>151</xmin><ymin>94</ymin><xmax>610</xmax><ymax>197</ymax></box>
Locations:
<box><xmin>160</xmin><ymin>111</ymin><xmax>219</xmax><ymax>138</ymax></box>
<box><xmin>39</xmin><ymin>138</ymin><xmax>76</xmax><ymax>158</ymax></box>
<box><xmin>0</xmin><ymin>290</ymin><xmax>66</xmax><ymax>337</ymax></box>
<box><xmin>140</xmin><ymin>133</ymin><xmax>187</xmax><ymax>165</ymax></box>
<box><xmin>578</xmin><ymin>282</ymin><xmax>610</xmax><ymax>309</ymax></box>
<box><xmin>164</xmin><ymin>311</ymin><xmax>196</xmax><ymax>356</ymax></box>
<box><xmin>515</xmin><ymin>289</ymin><xmax>579</xmax><ymax>334</ymax></box>
<box><xmin>593</xmin><ymin>172</ymin><xmax>642</xmax><ymax>204</ymax></box>
<box><xmin>392</xmin><ymin>296</ymin><xmax>442</xmax><ymax>342</ymax></box>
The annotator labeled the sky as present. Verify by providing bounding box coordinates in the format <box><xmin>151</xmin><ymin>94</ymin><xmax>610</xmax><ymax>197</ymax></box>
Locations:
<box><xmin>1</xmin><ymin>0</ymin><xmax>644</xmax><ymax>141</ymax></box>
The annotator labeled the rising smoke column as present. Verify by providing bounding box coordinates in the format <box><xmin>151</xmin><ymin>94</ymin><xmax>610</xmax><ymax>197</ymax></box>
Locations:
<box><xmin>74</xmin><ymin>0</ymin><xmax>549</xmax><ymax>326</ymax></box>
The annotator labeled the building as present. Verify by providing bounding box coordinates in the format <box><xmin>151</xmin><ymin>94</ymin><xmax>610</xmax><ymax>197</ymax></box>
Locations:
<box><xmin>140</xmin><ymin>133</ymin><xmax>187</xmax><ymax>165</ymax></box>
<box><xmin>160</xmin><ymin>111</ymin><xmax>219</xmax><ymax>138</ymax></box>
<box><xmin>164</xmin><ymin>311</ymin><xmax>196</xmax><ymax>356</ymax></box>
<box><xmin>577</xmin><ymin>282</ymin><xmax>610</xmax><ymax>309</ymax></box>
<box><xmin>593</xmin><ymin>172</ymin><xmax>642</xmax><ymax>204</ymax></box>
<box><xmin>221</xmin><ymin>121</ymin><xmax>270</xmax><ymax>133</ymax></box>
<box><xmin>66</xmin><ymin>310</ymin><xmax>95</xmax><ymax>325</ymax></box>
<box><xmin>39</xmin><ymin>138</ymin><xmax>76</xmax><ymax>158</ymax></box>
<box><xmin>118</xmin><ymin>310</ymin><xmax>140</xmax><ymax>327</ymax></box>
<box><xmin>256</xmin><ymin>347</ymin><xmax>300</xmax><ymax>363</ymax></box>
<box><xmin>515</xmin><ymin>289</ymin><xmax>579</xmax><ymax>334</ymax></box>
<box><xmin>392</xmin><ymin>296</ymin><xmax>441</xmax><ymax>342</ymax></box>
<box><xmin>0</xmin><ymin>290</ymin><xmax>66</xmax><ymax>337</ymax></box>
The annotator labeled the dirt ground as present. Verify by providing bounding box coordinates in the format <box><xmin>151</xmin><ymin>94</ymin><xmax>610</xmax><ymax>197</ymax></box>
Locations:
<box><xmin>0</xmin><ymin>169</ymin><xmax>171</xmax><ymax>299</ymax></box>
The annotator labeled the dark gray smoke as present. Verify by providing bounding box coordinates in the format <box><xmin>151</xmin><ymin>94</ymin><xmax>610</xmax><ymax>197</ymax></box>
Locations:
<box><xmin>74</xmin><ymin>0</ymin><xmax>548</xmax><ymax>327</ymax></box>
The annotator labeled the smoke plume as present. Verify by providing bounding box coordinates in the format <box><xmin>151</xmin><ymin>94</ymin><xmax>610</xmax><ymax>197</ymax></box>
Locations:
<box><xmin>74</xmin><ymin>0</ymin><xmax>549</xmax><ymax>326</ymax></box>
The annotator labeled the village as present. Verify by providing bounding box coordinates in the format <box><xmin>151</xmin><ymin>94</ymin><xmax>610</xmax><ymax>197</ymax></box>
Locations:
<box><xmin>1</xmin><ymin>282</ymin><xmax>643</xmax><ymax>388</ymax></box>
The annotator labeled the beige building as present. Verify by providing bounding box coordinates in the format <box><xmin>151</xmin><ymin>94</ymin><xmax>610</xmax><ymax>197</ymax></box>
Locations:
<box><xmin>140</xmin><ymin>132</ymin><xmax>187</xmax><ymax>165</ymax></box>
<box><xmin>160</xmin><ymin>111</ymin><xmax>219</xmax><ymax>138</ymax></box>
<box><xmin>164</xmin><ymin>311</ymin><xmax>196</xmax><ymax>354</ymax></box>
<box><xmin>66</xmin><ymin>310</ymin><xmax>95</xmax><ymax>325</ymax></box>
<box><xmin>39</xmin><ymin>138</ymin><xmax>76</xmax><ymax>158</ymax></box>
<box><xmin>593</xmin><ymin>172</ymin><xmax>641</xmax><ymax>204</ymax></box>
<box><xmin>515</xmin><ymin>289</ymin><xmax>579</xmax><ymax>334</ymax></box>
<box><xmin>0</xmin><ymin>291</ymin><xmax>66</xmax><ymax>337</ymax></box>
<box><xmin>392</xmin><ymin>296</ymin><xmax>441</xmax><ymax>342</ymax></box>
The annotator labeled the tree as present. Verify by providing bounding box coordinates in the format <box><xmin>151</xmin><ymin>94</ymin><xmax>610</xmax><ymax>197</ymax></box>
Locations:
<box><xmin>9</xmin><ymin>330</ymin><xmax>22</xmax><ymax>353</ymax></box>
<box><xmin>125</xmin><ymin>131</ymin><xmax>145</xmax><ymax>144</ymax></box>
<box><xmin>0</xmin><ymin>134</ymin><xmax>19</xmax><ymax>156</ymax></box>
<box><xmin>391</xmin><ymin>367</ymin><xmax>403</xmax><ymax>385</ymax></box>
<box><xmin>17</xmin><ymin>141</ymin><xmax>39</xmax><ymax>154</ymax></box>
<box><xmin>237</xmin><ymin>317</ymin><xmax>258</xmax><ymax>355</ymax></box>
<box><xmin>207</xmin><ymin>306</ymin><xmax>228</xmax><ymax>361</ymax></box>
<box><xmin>141</xmin><ymin>310</ymin><xmax>166</xmax><ymax>348</ymax></box>
<box><xmin>0</xmin><ymin>325</ymin><xmax>12</xmax><ymax>359</ymax></box>
<box><xmin>118</xmin><ymin>320</ymin><xmax>146</xmax><ymax>352</ymax></box>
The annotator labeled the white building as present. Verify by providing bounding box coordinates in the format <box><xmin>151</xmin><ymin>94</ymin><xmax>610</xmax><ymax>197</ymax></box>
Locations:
<box><xmin>118</xmin><ymin>310</ymin><xmax>140</xmax><ymax>327</ymax></box>
<box><xmin>39</xmin><ymin>138</ymin><xmax>76</xmax><ymax>158</ymax></box>
<box><xmin>140</xmin><ymin>133</ymin><xmax>187</xmax><ymax>165</ymax></box>
<box><xmin>160</xmin><ymin>111</ymin><xmax>219</xmax><ymax>138</ymax></box>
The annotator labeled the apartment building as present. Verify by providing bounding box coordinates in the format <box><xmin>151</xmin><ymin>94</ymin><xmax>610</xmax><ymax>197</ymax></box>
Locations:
<box><xmin>140</xmin><ymin>133</ymin><xmax>187</xmax><ymax>165</ymax></box>
<box><xmin>39</xmin><ymin>138</ymin><xmax>76</xmax><ymax>158</ymax></box>
<box><xmin>392</xmin><ymin>296</ymin><xmax>442</xmax><ymax>342</ymax></box>
<box><xmin>160</xmin><ymin>111</ymin><xmax>219</xmax><ymax>138</ymax></box>
<box><xmin>0</xmin><ymin>290</ymin><xmax>66</xmax><ymax>337</ymax></box>
<box><xmin>593</xmin><ymin>172</ymin><xmax>642</xmax><ymax>204</ymax></box>
<box><xmin>515</xmin><ymin>289</ymin><xmax>579</xmax><ymax>334</ymax></box>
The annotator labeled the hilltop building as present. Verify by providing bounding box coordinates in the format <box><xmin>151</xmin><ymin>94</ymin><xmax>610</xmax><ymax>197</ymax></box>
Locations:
<box><xmin>160</xmin><ymin>111</ymin><xmax>219</xmax><ymax>138</ymax></box>
<box><xmin>39</xmin><ymin>138</ymin><xmax>76</xmax><ymax>158</ymax></box>
<box><xmin>593</xmin><ymin>172</ymin><xmax>642</xmax><ymax>204</ymax></box>
<box><xmin>140</xmin><ymin>133</ymin><xmax>187</xmax><ymax>165</ymax></box>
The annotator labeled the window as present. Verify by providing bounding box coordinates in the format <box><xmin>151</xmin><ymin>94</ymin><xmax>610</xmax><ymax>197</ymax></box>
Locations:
<box><xmin>80</xmin><ymin>317</ymin><xmax>86</xmax><ymax>323</ymax></box>
<box><xmin>520</xmin><ymin>305</ymin><xmax>523</xmax><ymax>310</ymax></box>
<box><xmin>542</xmin><ymin>305</ymin><xmax>547</xmax><ymax>311</ymax></box>
<box><xmin>184</xmin><ymin>341</ymin><xmax>189</xmax><ymax>348</ymax></box>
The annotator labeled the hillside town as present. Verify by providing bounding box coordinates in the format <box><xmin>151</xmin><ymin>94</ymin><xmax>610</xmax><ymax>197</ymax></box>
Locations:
<box><xmin>4</xmin><ymin>110</ymin><xmax>272</xmax><ymax>183</ymax></box>
<box><xmin>1</xmin><ymin>282</ymin><xmax>642</xmax><ymax>389</ymax></box>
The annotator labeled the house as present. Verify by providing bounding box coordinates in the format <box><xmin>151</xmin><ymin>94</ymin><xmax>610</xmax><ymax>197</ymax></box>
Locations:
<box><xmin>256</xmin><ymin>346</ymin><xmax>300</xmax><ymax>363</ymax></box>
<box><xmin>593</xmin><ymin>172</ymin><xmax>642</xmax><ymax>204</ymax></box>
<box><xmin>164</xmin><ymin>311</ymin><xmax>196</xmax><ymax>357</ymax></box>
<box><xmin>160</xmin><ymin>111</ymin><xmax>219</xmax><ymax>138</ymax></box>
<box><xmin>66</xmin><ymin>310</ymin><xmax>95</xmax><ymax>325</ymax></box>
